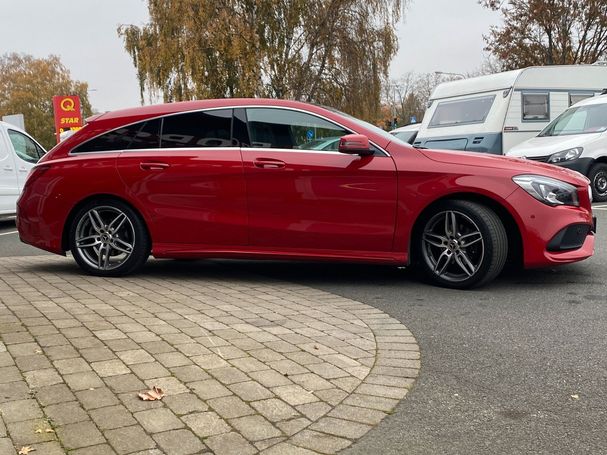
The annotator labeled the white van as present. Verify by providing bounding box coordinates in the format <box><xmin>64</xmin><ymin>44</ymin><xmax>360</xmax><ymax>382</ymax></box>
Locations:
<box><xmin>390</xmin><ymin>123</ymin><xmax>420</xmax><ymax>144</ymax></box>
<box><xmin>0</xmin><ymin>121</ymin><xmax>46</xmax><ymax>218</ymax></box>
<box><xmin>507</xmin><ymin>94</ymin><xmax>607</xmax><ymax>201</ymax></box>
<box><xmin>413</xmin><ymin>65</ymin><xmax>607</xmax><ymax>154</ymax></box>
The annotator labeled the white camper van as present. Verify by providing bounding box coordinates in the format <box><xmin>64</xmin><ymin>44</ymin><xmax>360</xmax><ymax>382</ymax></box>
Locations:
<box><xmin>413</xmin><ymin>65</ymin><xmax>607</xmax><ymax>155</ymax></box>
<box><xmin>0</xmin><ymin>121</ymin><xmax>46</xmax><ymax>219</ymax></box>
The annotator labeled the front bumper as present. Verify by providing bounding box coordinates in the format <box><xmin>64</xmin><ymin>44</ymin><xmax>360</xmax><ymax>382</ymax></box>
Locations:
<box><xmin>506</xmin><ymin>187</ymin><xmax>595</xmax><ymax>268</ymax></box>
<box><xmin>557</xmin><ymin>157</ymin><xmax>594</xmax><ymax>177</ymax></box>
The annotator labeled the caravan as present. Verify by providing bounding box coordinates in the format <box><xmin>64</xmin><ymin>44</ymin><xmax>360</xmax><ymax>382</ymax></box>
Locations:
<box><xmin>413</xmin><ymin>65</ymin><xmax>607</xmax><ymax>155</ymax></box>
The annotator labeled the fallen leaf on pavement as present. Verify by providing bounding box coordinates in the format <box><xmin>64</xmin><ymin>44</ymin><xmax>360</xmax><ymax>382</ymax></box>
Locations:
<box><xmin>571</xmin><ymin>394</ymin><xmax>580</xmax><ymax>400</ymax></box>
<box><xmin>34</xmin><ymin>429</ymin><xmax>42</xmax><ymax>434</ymax></box>
<box><xmin>45</xmin><ymin>429</ymin><xmax>55</xmax><ymax>433</ymax></box>
<box><xmin>19</xmin><ymin>447</ymin><xmax>35</xmax><ymax>455</ymax></box>
<box><xmin>138</xmin><ymin>386</ymin><xmax>165</xmax><ymax>401</ymax></box>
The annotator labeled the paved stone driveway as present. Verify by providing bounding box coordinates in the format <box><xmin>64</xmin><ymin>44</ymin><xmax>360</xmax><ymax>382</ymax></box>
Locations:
<box><xmin>0</xmin><ymin>256</ymin><xmax>419</xmax><ymax>454</ymax></box>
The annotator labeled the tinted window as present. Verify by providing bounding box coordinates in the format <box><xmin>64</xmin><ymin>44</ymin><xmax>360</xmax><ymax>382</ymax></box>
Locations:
<box><xmin>73</xmin><ymin>120</ymin><xmax>150</xmax><ymax>153</ymax></box>
<box><xmin>429</xmin><ymin>95</ymin><xmax>495</xmax><ymax>128</ymax></box>
<box><xmin>246</xmin><ymin>108</ymin><xmax>348</xmax><ymax>150</ymax></box>
<box><xmin>522</xmin><ymin>93</ymin><xmax>549</xmax><ymax>121</ymax></box>
<box><xmin>8</xmin><ymin>130</ymin><xmax>41</xmax><ymax>163</ymax></box>
<box><xmin>127</xmin><ymin>118</ymin><xmax>161</xmax><ymax>149</ymax></box>
<box><xmin>392</xmin><ymin>130</ymin><xmax>417</xmax><ymax>144</ymax></box>
<box><xmin>161</xmin><ymin>110</ymin><xmax>232</xmax><ymax>148</ymax></box>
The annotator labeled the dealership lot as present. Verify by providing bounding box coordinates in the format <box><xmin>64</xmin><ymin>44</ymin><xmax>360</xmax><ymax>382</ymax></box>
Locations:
<box><xmin>0</xmin><ymin>208</ymin><xmax>605</xmax><ymax>454</ymax></box>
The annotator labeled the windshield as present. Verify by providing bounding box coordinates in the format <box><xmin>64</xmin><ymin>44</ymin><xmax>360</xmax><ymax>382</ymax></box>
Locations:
<box><xmin>540</xmin><ymin>103</ymin><xmax>607</xmax><ymax>137</ymax></box>
<box><xmin>322</xmin><ymin>106</ymin><xmax>402</xmax><ymax>144</ymax></box>
<box><xmin>392</xmin><ymin>130</ymin><xmax>417</xmax><ymax>144</ymax></box>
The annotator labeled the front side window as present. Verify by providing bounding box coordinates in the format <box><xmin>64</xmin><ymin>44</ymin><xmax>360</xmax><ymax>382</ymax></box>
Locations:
<box><xmin>428</xmin><ymin>95</ymin><xmax>495</xmax><ymax>128</ymax></box>
<box><xmin>522</xmin><ymin>93</ymin><xmax>549</xmax><ymax>121</ymax></box>
<box><xmin>540</xmin><ymin>103</ymin><xmax>607</xmax><ymax>137</ymax></box>
<box><xmin>246</xmin><ymin>108</ymin><xmax>348</xmax><ymax>150</ymax></box>
<box><xmin>161</xmin><ymin>109</ymin><xmax>232</xmax><ymax>148</ymax></box>
<box><xmin>8</xmin><ymin>130</ymin><xmax>42</xmax><ymax>163</ymax></box>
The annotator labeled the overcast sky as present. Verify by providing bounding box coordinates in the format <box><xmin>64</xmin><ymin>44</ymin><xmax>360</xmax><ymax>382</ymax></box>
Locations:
<box><xmin>0</xmin><ymin>0</ymin><xmax>501</xmax><ymax>112</ymax></box>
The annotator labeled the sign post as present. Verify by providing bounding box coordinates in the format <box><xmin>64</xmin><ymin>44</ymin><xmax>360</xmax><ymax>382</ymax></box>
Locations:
<box><xmin>52</xmin><ymin>95</ymin><xmax>83</xmax><ymax>143</ymax></box>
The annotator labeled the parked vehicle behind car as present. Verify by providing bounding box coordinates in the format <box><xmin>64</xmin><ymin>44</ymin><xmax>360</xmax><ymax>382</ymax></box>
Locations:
<box><xmin>17</xmin><ymin>99</ymin><xmax>595</xmax><ymax>288</ymax></box>
<box><xmin>0</xmin><ymin>121</ymin><xmax>46</xmax><ymax>219</ymax></box>
<box><xmin>507</xmin><ymin>94</ymin><xmax>607</xmax><ymax>201</ymax></box>
<box><xmin>390</xmin><ymin>123</ymin><xmax>420</xmax><ymax>144</ymax></box>
<box><xmin>413</xmin><ymin>65</ymin><xmax>607</xmax><ymax>155</ymax></box>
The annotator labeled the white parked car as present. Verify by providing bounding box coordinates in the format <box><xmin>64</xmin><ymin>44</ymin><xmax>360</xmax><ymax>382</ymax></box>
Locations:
<box><xmin>507</xmin><ymin>94</ymin><xmax>607</xmax><ymax>201</ymax></box>
<box><xmin>390</xmin><ymin>123</ymin><xmax>420</xmax><ymax>144</ymax></box>
<box><xmin>0</xmin><ymin>121</ymin><xmax>46</xmax><ymax>218</ymax></box>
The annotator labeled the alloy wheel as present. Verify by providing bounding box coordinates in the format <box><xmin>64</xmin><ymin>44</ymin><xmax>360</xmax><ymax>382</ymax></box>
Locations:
<box><xmin>74</xmin><ymin>206</ymin><xmax>136</xmax><ymax>271</ymax></box>
<box><xmin>422</xmin><ymin>210</ymin><xmax>485</xmax><ymax>283</ymax></box>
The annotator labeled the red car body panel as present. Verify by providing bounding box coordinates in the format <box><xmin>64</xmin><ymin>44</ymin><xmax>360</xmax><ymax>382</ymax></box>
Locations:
<box><xmin>17</xmin><ymin>98</ymin><xmax>595</xmax><ymax>270</ymax></box>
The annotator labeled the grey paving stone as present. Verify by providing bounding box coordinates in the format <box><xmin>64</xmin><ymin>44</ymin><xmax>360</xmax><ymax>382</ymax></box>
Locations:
<box><xmin>134</xmin><ymin>408</ymin><xmax>184</xmax><ymax>433</ymax></box>
<box><xmin>118</xmin><ymin>392</ymin><xmax>164</xmax><ymax>413</ymax></box>
<box><xmin>155</xmin><ymin>352</ymin><xmax>191</xmax><ymax>368</ymax></box>
<box><xmin>163</xmin><ymin>393</ymin><xmax>208</xmax><ymax>415</ymax></box>
<box><xmin>28</xmin><ymin>441</ymin><xmax>66</xmax><ymax>455</ymax></box>
<box><xmin>208</xmin><ymin>395</ymin><xmax>255</xmax><ymax>419</ymax></box>
<box><xmin>15</xmin><ymin>354</ymin><xmax>52</xmax><ymax>371</ymax></box>
<box><xmin>189</xmin><ymin>379</ymin><xmax>232</xmax><ymax>400</ymax></box>
<box><xmin>70</xmin><ymin>443</ymin><xmax>117</xmax><ymax>455</ymax></box>
<box><xmin>272</xmin><ymin>385</ymin><xmax>320</xmax><ymax>406</ymax></box>
<box><xmin>76</xmin><ymin>387</ymin><xmax>119</xmax><ymax>410</ymax></box>
<box><xmin>64</xmin><ymin>371</ymin><xmax>104</xmax><ymax>391</ymax></box>
<box><xmin>209</xmin><ymin>366</ymin><xmax>249</xmax><ymax>385</ymax></box>
<box><xmin>130</xmin><ymin>361</ymin><xmax>170</xmax><ymax>380</ymax></box>
<box><xmin>56</xmin><ymin>420</ymin><xmax>105</xmax><ymax>450</ymax></box>
<box><xmin>229</xmin><ymin>380</ymin><xmax>274</xmax><ymax>402</ymax></box>
<box><xmin>182</xmin><ymin>411</ymin><xmax>231</xmax><ymax>438</ymax></box>
<box><xmin>91</xmin><ymin>359</ymin><xmax>130</xmax><ymax>377</ymax></box>
<box><xmin>310</xmin><ymin>416</ymin><xmax>372</xmax><ymax>439</ymax></box>
<box><xmin>7</xmin><ymin>418</ymin><xmax>56</xmax><ymax>445</ymax></box>
<box><xmin>0</xmin><ymin>381</ymin><xmax>30</xmax><ymax>403</ymax></box>
<box><xmin>251</xmin><ymin>398</ymin><xmax>300</xmax><ymax>422</ymax></box>
<box><xmin>152</xmin><ymin>429</ymin><xmax>205</xmax><ymax>455</ymax></box>
<box><xmin>0</xmin><ymin>366</ymin><xmax>23</xmax><ymax>384</ymax></box>
<box><xmin>45</xmin><ymin>401</ymin><xmax>89</xmax><ymax>425</ymax></box>
<box><xmin>228</xmin><ymin>415</ymin><xmax>282</xmax><ymax>441</ymax></box>
<box><xmin>117</xmin><ymin>349</ymin><xmax>155</xmax><ymax>365</ymax></box>
<box><xmin>170</xmin><ymin>365</ymin><xmax>210</xmax><ymax>382</ymax></box>
<box><xmin>90</xmin><ymin>405</ymin><xmax>137</xmax><ymax>430</ymax></box>
<box><xmin>104</xmin><ymin>374</ymin><xmax>145</xmax><ymax>393</ymax></box>
<box><xmin>53</xmin><ymin>357</ymin><xmax>91</xmax><ymax>374</ymax></box>
<box><xmin>205</xmin><ymin>431</ymin><xmax>257</xmax><ymax>455</ymax></box>
<box><xmin>296</xmin><ymin>401</ymin><xmax>332</xmax><ymax>420</ymax></box>
<box><xmin>260</xmin><ymin>442</ymin><xmax>317</xmax><ymax>455</ymax></box>
<box><xmin>33</xmin><ymin>383</ymin><xmax>76</xmax><ymax>406</ymax></box>
<box><xmin>79</xmin><ymin>347</ymin><xmax>116</xmax><ymax>362</ymax></box>
<box><xmin>0</xmin><ymin>399</ymin><xmax>42</xmax><ymax>423</ymax></box>
<box><xmin>104</xmin><ymin>425</ymin><xmax>156</xmax><ymax>454</ymax></box>
<box><xmin>249</xmin><ymin>369</ymin><xmax>293</xmax><ymax>388</ymax></box>
<box><xmin>24</xmin><ymin>368</ymin><xmax>63</xmax><ymax>388</ymax></box>
<box><xmin>290</xmin><ymin>429</ymin><xmax>351</xmax><ymax>453</ymax></box>
<box><xmin>44</xmin><ymin>345</ymin><xmax>79</xmax><ymax>360</ymax></box>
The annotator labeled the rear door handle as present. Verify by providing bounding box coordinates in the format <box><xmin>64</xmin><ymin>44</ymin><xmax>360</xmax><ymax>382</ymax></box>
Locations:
<box><xmin>3</xmin><ymin>165</ymin><xmax>14</xmax><ymax>171</ymax></box>
<box><xmin>254</xmin><ymin>158</ymin><xmax>286</xmax><ymax>169</ymax></box>
<box><xmin>140</xmin><ymin>162</ymin><xmax>170</xmax><ymax>171</ymax></box>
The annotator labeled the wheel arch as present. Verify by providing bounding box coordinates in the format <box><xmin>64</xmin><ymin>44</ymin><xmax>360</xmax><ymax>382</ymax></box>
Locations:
<box><xmin>408</xmin><ymin>192</ymin><xmax>523</xmax><ymax>268</ymax></box>
<box><xmin>61</xmin><ymin>194</ymin><xmax>152</xmax><ymax>252</ymax></box>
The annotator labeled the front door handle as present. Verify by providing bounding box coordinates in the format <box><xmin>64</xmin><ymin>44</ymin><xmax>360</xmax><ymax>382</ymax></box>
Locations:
<box><xmin>140</xmin><ymin>162</ymin><xmax>170</xmax><ymax>171</ymax></box>
<box><xmin>254</xmin><ymin>158</ymin><xmax>286</xmax><ymax>169</ymax></box>
<box><xmin>3</xmin><ymin>165</ymin><xmax>13</xmax><ymax>171</ymax></box>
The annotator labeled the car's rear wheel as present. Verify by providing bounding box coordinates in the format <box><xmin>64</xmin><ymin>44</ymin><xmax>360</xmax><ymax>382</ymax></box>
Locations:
<box><xmin>589</xmin><ymin>163</ymin><xmax>607</xmax><ymax>202</ymax></box>
<box><xmin>417</xmin><ymin>200</ymin><xmax>507</xmax><ymax>289</ymax></box>
<box><xmin>70</xmin><ymin>199</ymin><xmax>149</xmax><ymax>276</ymax></box>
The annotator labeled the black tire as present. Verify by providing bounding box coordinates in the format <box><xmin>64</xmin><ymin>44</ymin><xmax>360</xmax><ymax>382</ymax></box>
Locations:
<box><xmin>415</xmin><ymin>200</ymin><xmax>508</xmax><ymax>289</ymax></box>
<box><xmin>69</xmin><ymin>198</ymin><xmax>150</xmax><ymax>277</ymax></box>
<box><xmin>589</xmin><ymin>163</ymin><xmax>607</xmax><ymax>202</ymax></box>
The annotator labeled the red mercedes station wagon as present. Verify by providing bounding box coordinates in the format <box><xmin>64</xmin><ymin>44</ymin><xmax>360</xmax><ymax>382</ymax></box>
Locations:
<box><xmin>17</xmin><ymin>99</ymin><xmax>595</xmax><ymax>288</ymax></box>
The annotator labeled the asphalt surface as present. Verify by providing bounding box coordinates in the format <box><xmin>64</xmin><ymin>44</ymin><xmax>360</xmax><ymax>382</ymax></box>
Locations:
<box><xmin>2</xmin><ymin>208</ymin><xmax>607</xmax><ymax>454</ymax></box>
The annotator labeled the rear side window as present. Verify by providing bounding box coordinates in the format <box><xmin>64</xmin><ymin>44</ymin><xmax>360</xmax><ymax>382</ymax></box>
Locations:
<box><xmin>522</xmin><ymin>93</ymin><xmax>550</xmax><ymax>121</ymax></box>
<box><xmin>428</xmin><ymin>95</ymin><xmax>495</xmax><ymax>128</ymax></box>
<box><xmin>160</xmin><ymin>110</ymin><xmax>232</xmax><ymax>148</ymax></box>
<box><xmin>72</xmin><ymin>119</ymin><xmax>158</xmax><ymax>153</ymax></box>
<box><xmin>8</xmin><ymin>130</ymin><xmax>44</xmax><ymax>163</ymax></box>
<box><xmin>569</xmin><ymin>92</ymin><xmax>594</xmax><ymax>106</ymax></box>
<box><xmin>246</xmin><ymin>108</ymin><xmax>348</xmax><ymax>149</ymax></box>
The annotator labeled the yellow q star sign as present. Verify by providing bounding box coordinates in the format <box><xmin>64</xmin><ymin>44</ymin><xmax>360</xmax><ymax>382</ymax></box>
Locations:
<box><xmin>60</xmin><ymin>98</ymin><xmax>76</xmax><ymax>112</ymax></box>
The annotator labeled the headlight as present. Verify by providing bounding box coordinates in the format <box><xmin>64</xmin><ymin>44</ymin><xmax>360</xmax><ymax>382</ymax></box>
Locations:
<box><xmin>548</xmin><ymin>147</ymin><xmax>583</xmax><ymax>164</ymax></box>
<box><xmin>513</xmin><ymin>175</ymin><xmax>579</xmax><ymax>206</ymax></box>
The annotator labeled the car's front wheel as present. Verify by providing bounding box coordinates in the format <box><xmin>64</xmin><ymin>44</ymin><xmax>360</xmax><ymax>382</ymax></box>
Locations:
<box><xmin>589</xmin><ymin>163</ymin><xmax>607</xmax><ymax>202</ymax></box>
<box><xmin>417</xmin><ymin>200</ymin><xmax>508</xmax><ymax>289</ymax></box>
<box><xmin>69</xmin><ymin>199</ymin><xmax>149</xmax><ymax>276</ymax></box>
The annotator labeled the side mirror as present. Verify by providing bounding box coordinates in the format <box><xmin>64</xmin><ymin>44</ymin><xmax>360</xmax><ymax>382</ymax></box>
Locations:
<box><xmin>338</xmin><ymin>134</ymin><xmax>373</xmax><ymax>156</ymax></box>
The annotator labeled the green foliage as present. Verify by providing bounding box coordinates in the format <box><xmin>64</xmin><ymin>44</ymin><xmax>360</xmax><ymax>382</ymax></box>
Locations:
<box><xmin>481</xmin><ymin>0</ymin><xmax>607</xmax><ymax>69</ymax></box>
<box><xmin>118</xmin><ymin>0</ymin><xmax>405</xmax><ymax>122</ymax></box>
<box><xmin>0</xmin><ymin>53</ymin><xmax>92</xmax><ymax>150</ymax></box>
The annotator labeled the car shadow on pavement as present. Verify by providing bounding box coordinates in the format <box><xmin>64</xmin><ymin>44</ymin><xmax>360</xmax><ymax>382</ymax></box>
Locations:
<box><xmin>18</xmin><ymin>256</ymin><xmax>596</xmax><ymax>293</ymax></box>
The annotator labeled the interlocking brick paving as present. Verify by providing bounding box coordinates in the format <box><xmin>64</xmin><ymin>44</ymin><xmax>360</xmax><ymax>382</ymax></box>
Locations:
<box><xmin>0</xmin><ymin>256</ymin><xmax>420</xmax><ymax>454</ymax></box>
